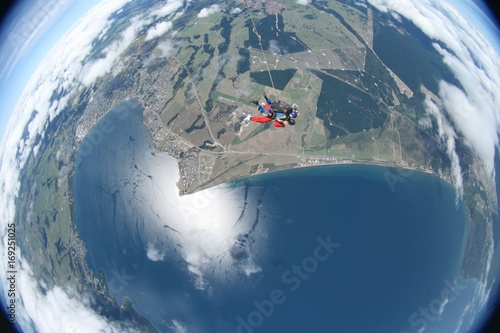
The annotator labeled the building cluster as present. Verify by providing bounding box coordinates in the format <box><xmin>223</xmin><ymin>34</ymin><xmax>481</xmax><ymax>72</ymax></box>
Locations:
<box><xmin>178</xmin><ymin>155</ymin><xmax>199</xmax><ymax>193</ymax></box>
<box><xmin>298</xmin><ymin>155</ymin><xmax>341</xmax><ymax>165</ymax></box>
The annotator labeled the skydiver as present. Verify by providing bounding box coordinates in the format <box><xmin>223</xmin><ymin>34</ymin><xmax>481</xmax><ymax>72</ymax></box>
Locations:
<box><xmin>250</xmin><ymin>94</ymin><xmax>299</xmax><ymax>128</ymax></box>
<box><xmin>270</xmin><ymin>100</ymin><xmax>299</xmax><ymax>127</ymax></box>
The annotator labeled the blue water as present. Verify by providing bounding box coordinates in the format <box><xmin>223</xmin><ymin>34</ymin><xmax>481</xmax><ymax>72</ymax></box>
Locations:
<box><xmin>73</xmin><ymin>101</ymin><xmax>470</xmax><ymax>333</ymax></box>
<box><xmin>232</xmin><ymin>165</ymin><xmax>468</xmax><ymax>333</ymax></box>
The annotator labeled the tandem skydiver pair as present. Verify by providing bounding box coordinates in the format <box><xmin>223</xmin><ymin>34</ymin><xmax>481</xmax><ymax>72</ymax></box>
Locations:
<box><xmin>250</xmin><ymin>94</ymin><xmax>299</xmax><ymax>128</ymax></box>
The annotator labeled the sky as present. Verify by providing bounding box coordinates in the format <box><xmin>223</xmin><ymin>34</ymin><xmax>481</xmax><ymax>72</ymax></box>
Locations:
<box><xmin>0</xmin><ymin>0</ymin><xmax>100</xmax><ymax>137</ymax></box>
<box><xmin>448</xmin><ymin>0</ymin><xmax>500</xmax><ymax>52</ymax></box>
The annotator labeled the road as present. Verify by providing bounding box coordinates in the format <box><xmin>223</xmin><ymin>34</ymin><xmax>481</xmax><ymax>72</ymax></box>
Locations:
<box><xmin>171</xmin><ymin>55</ymin><xmax>225</xmax><ymax>150</ymax></box>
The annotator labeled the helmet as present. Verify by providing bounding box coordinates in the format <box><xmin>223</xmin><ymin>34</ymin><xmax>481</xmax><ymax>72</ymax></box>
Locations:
<box><xmin>291</xmin><ymin>111</ymin><xmax>298</xmax><ymax>118</ymax></box>
<box><xmin>292</xmin><ymin>103</ymin><xmax>298</xmax><ymax>111</ymax></box>
<box><xmin>261</xmin><ymin>102</ymin><xmax>266</xmax><ymax>107</ymax></box>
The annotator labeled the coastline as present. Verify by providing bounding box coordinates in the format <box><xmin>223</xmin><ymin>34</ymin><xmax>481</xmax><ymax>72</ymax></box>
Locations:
<box><xmin>185</xmin><ymin>156</ymin><xmax>455</xmax><ymax>196</ymax></box>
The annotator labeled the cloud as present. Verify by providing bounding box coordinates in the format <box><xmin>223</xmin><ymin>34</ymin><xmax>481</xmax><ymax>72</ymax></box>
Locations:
<box><xmin>268</xmin><ymin>40</ymin><xmax>281</xmax><ymax>54</ymax></box>
<box><xmin>156</xmin><ymin>40</ymin><xmax>175</xmax><ymax>57</ymax></box>
<box><xmin>145</xmin><ymin>21</ymin><xmax>173</xmax><ymax>41</ymax></box>
<box><xmin>297</xmin><ymin>0</ymin><xmax>312</xmax><ymax>5</ymax></box>
<box><xmin>433</xmin><ymin>45</ymin><xmax>499</xmax><ymax>173</ymax></box>
<box><xmin>230</xmin><ymin>8</ymin><xmax>242</xmax><ymax>15</ymax></box>
<box><xmin>0</xmin><ymin>0</ymin><xmax>133</xmax><ymax>176</ymax></box>
<box><xmin>81</xmin><ymin>18</ymin><xmax>149</xmax><ymax>85</ymax></box>
<box><xmin>242</xmin><ymin>262</ymin><xmax>262</xmax><ymax>276</ymax></box>
<box><xmin>0</xmin><ymin>0</ymin><xmax>74</xmax><ymax>82</ymax></box>
<box><xmin>1</xmin><ymin>0</ymin><xmax>132</xmax><ymax>291</ymax></box>
<box><xmin>197</xmin><ymin>4</ymin><xmax>221</xmax><ymax>18</ymax></box>
<box><xmin>354</xmin><ymin>1</ymin><xmax>368</xmax><ymax>9</ymax></box>
<box><xmin>145</xmin><ymin>1</ymin><xmax>186</xmax><ymax>44</ymax></box>
<box><xmin>417</xmin><ymin>115</ymin><xmax>432</xmax><ymax>130</ymax></box>
<box><xmin>438</xmin><ymin>80</ymin><xmax>497</xmax><ymax>171</ymax></box>
<box><xmin>16</xmin><ymin>255</ymin><xmax>138</xmax><ymax>333</ymax></box>
<box><xmin>424</xmin><ymin>96</ymin><xmax>463</xmax><ymax>196</ymax></box>
<box><xmin>453</xmin><ymin>302</ymin><xmax>470</xmax><ymax>333</ymax></box>
<box><xmin>0</xmin><ymin>0</ymin><xmax>185</xmax><ymax>177</ymax></box>
<box><xmin>451</xmin><ymin>231</ymin><xmax>494</xmax><ymax>333</ymax></box>
<box><xmin>146</xmin><ymin>243</ymin><xmax>166</xmax><ymax>261</ymax></box>
<box><xmin>170</xmin><ymin>320</ymin><xmax>188</xmax><ymax>333</ymax></box>
<box><xmin>438</xmin><ymin>293</ymin><xmax>450</xmax><ymax>316</ymax></box>
<box><xmin>367</xmin><ymin>0</ymin><xmax>500</xmax><ymax>175</ymax></box>
<box><xmin>149</xmin><ymin>0</ymin><xmax>183</xmax><ymax>18</ymax></box>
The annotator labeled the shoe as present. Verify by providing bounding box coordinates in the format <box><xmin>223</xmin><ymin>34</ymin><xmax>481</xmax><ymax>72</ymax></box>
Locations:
<box><xmin>251</xmin><ymin>100</ymin><xmax>259</xmax><ymax>105</ymax></box>
<box><xmin>264</xmin><ymin>94</ymin><xmax>268</xmax><ymax>100</ymax></box>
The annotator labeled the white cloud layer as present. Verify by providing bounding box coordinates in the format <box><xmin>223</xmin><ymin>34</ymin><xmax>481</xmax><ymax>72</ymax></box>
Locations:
<box><xmin>16</xmin><ymin>253</ymin><xmax>138</xmax><ymax>333</ymax></box>
<box><xmin>0</xmin><ymin>0</ymin><xmax>74</xmax><ymax>82</ymax></box>
<box><xmin>297</xmin><ymin>0</ymin><xmax>312</xmax><ymax>5</ymax></box>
